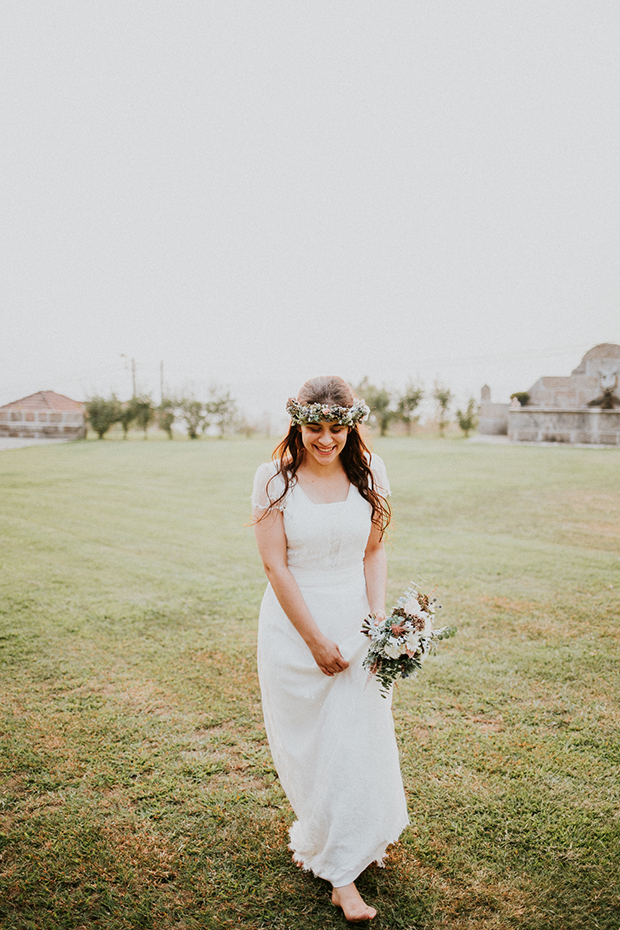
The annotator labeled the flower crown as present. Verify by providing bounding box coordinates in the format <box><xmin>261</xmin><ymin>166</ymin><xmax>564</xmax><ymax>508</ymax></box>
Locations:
<box><xmin>286</xmin><ymin>396</ymin><xmax>370</xmax><ymax>426</ymax></box>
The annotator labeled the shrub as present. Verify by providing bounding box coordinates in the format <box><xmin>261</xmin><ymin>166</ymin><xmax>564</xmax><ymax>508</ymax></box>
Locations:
<box><xmin>117</xmin><ymin>401</ymin><xmax>137</xmax><ymax>439</ymax></box>
<box><xmin>396</xmin><ymin>383</ymin><xmax>424</xmax><ymax>435</ymax></box>
<box><xmin>207</xmin><ymin>388</ymin><xmax>237</xmax><ymax>438</ymax></box>
<box><xmin>355</xmin><ymin>378</ymin><xmax>394</xmax><ymax>436</ymax></box>
<box><xmin>132</xmin><ymin>395</ymin><xmax>155</xmax><ymax>438</ymax></box>
<box><xmin>433</xmin><ymin>383</ymin><xmax>453</xmax><ymax>437</ymax></box>
<box><xmin>157</xmin><ymin>398</ymin><xmax>176</xmax><ymax>439</ymax></box>
<box><xmin>456</xmin><ymin>397</ymin><xmax>479</xmax><ymax>437</ymax></box>
<box><xmin>85</xmin><ymin>395</ymin><xmax>122</xmax><ymax>439</ymax></box>
<box><xmin>178</xmin><ymin>398</ymin><xmax>206</xmax><ymax>439</ymax></box>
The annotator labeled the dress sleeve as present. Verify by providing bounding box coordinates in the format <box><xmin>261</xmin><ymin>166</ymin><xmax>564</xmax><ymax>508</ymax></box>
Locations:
<box><xmin>251</xmin><ymin>462</ymin><xmax>287</xmax><ymax>511</ymax></box>
<box><xmin>370</xmin><ymin>454</ymin><xmax>391</xmax><ymax>498</ymax></box>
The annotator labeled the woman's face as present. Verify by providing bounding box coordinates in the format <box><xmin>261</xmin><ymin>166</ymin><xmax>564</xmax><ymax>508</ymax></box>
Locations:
<box><xmin>300</xmin><ymin>420</ymin><xmax>349</xmax><ymax>466</ymax></box>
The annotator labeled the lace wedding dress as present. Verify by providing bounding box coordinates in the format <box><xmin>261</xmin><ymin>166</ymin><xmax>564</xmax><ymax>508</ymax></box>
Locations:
<box><xmin>252</xmin><ymin>456</ymin><xmax>409</xmax><ymax>887</ymax></box>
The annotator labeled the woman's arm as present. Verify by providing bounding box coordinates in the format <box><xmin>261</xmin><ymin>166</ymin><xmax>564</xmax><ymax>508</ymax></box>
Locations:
<box><xmin>363</xmin><ymin>518</ymin><xmax>388</xmax><ymax>619</ymax></box>
<box><xmin>253</xmin><ymin>507</ymin><xmax>349</xmax><ymax>676</ymax></box>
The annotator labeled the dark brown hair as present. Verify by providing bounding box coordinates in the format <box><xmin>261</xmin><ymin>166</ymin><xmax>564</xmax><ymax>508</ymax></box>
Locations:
<box><xmin>259</xmin><ymin>376</ymin><xmax>391</xmax><ymax>536</ymax></box>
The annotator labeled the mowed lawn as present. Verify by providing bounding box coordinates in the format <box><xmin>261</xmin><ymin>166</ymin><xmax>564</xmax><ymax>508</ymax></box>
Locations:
<box><xmin>1</xmin><ymin>437</ymin><xmax>619</xmax><ymax>930</ymax></box>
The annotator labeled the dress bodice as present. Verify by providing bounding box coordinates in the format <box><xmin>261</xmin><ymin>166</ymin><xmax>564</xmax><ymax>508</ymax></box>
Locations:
<box><xmin>283</xmin><ymin>483</ymin><xmax>372</xmax><ymax>578</ymax></box>
<box><xmin>252</xmin><ymin>456</ymin><xmax>390</xmax><ymax>582</ymax></box>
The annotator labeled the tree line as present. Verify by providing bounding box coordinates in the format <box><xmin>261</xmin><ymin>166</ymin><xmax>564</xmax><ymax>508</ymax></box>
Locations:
<box><xmin>353</xmin><ymin>379</ymin><xmax>478</xmax><ymax>438</ymax></box>
<box><xmin>85</xmin><ymin>388</ymin><xmax>238</xmax><ymax>440</ymax></box>
<box><xmin>85</xmin><ymin>380</ymin><xmax>479</xmax><ymax>440</ymax></box>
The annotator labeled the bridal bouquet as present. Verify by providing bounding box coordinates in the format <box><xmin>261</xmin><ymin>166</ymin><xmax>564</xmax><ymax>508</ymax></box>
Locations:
<box><xmin>362</xmin><ymin>583</ymin><xmax>457</xmax><ymax>697</ymax></box>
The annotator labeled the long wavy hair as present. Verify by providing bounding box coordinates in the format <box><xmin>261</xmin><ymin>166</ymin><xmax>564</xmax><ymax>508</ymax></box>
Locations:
<box><xmin>259</xmin><ymin>376</ymin><xmax>391</xmax><ymax>537</ymax></box>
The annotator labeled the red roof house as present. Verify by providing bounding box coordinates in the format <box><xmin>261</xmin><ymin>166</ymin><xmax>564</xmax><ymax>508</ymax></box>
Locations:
<box><xmin>0</xmin><ymin>391</ymin><xmax>86</xmax><ymax>440</ymax></box>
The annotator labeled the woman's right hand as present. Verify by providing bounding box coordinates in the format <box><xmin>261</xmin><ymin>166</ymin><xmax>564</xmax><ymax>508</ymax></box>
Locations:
<box><xmin>310</xmin><ymin>635</ymin><xmax>349</xmax><ymax>677</ymax></box>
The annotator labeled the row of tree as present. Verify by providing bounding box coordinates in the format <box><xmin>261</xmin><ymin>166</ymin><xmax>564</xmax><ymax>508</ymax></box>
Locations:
<box><xmin>85</xmin><ymin>388</ymin><xmax>238</xmax><ymax>440</ymax></box>
<box><xmin>85</xmin><ymin>381</ymin><xmax>479</xmax><ymax>440</ymax></box>
<box><xmin>355</xmin><ymin>379</ymin><xmax>478</xmax><ymax>437</ymax></box>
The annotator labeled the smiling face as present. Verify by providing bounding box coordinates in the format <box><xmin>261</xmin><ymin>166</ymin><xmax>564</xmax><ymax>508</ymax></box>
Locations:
<box><xmin>300</xmin><ymin>420</ymin><xmax>349</xmax><ymax>467</ymax></box>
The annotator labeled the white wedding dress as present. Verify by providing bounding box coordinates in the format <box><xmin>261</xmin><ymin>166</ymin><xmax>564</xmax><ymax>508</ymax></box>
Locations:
<box><xmin>252</xmin><ymin>456</ymin><xmax>409</xmax><ymax>888</ymax></box>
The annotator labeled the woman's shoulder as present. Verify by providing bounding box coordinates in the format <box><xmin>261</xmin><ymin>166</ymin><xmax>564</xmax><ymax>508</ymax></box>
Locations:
<box><xmin>253</xmin><ymin>459</ymin><xmax>280</xmax><ymax>480</ymax></box>
<box><xmin>368</xmin><ymin>453</ymin><xmax>391</xmax><ymax>498</ymax></box>
<box><xmin>251</xmin><ymin>460</ymin><xmax>288</xmax><ymax>510</ymax></box>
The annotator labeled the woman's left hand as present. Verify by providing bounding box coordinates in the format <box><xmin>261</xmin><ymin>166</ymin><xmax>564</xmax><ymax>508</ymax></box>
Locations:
<box><xmin>309</xmin><ymin>634</ymin><xmax>350</xmax><ymax>676</ymax></box>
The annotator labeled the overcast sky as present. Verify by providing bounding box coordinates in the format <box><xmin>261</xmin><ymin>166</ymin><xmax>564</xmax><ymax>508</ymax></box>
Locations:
<box><xmin>1</xmin><ymin>1</ymin><xmax>618</xmax><ymax>423</ymax></box>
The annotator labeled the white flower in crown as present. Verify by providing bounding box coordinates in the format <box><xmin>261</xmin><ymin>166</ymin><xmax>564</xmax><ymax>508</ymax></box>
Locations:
<box><xmin>285</xmin><ymin>396</ymin><xmax>370</xmax><ymax>426</ymax></box>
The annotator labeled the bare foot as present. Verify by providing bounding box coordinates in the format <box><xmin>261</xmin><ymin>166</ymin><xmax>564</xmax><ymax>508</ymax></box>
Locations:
<box><xmin>332</xmin><ymin>883</ymin><xmax>376</xmax><ymax>922</ymax></box>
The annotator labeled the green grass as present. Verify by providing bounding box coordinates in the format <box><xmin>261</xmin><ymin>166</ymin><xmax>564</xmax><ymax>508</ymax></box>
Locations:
<box><xmin>1</xmin><ymin>437</ymin><xmax>619</xmax><ymax>929</ymax></box>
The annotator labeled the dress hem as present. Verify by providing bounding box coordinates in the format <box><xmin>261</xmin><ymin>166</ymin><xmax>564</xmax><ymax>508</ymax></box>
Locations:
<box><xmin>288</xmin><ymin>816</ymin><xmax>410</xmax><ymax>888</ymax></box>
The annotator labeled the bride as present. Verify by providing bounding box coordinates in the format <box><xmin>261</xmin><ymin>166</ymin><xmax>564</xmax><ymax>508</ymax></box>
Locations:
<box><xmin>252</xmin><ymin>376</ymin><xmax>409</xmax><ymax>922</ymax></box>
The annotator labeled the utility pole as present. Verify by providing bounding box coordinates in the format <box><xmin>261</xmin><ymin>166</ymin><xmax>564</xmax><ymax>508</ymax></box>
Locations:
<box><xmin>160</xmin><ymin>360</ymin><xmax>164</xmax><ymax>404</ymax></box>
<box><xmin>120</xmin><ymin>354</ymin><xmax>136</xmax><ymax>398</ymax></box>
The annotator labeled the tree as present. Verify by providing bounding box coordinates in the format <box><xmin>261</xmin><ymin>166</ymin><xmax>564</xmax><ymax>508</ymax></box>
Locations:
<box><xmin>85</xmin><ymin>395</ymin><xmax>122</xmax><ymax>439</ymax></box>
<box><xmin>157</xmin><ymin>398</ymin><xmax>176</xmax><ymax>439</ymax></box>
<box><xmin>433</xmin><ymin>383</ymin><xmax>453</xmax><ymax>437</ymax></box>
<box><xmin>207</xmin><ymin>387</ymin><xmax>237</xmax><ymax>438</ymax></box>
<box><xmin>355</xmin><ymin>378</ymin><xmax>393</xmax><ymax>436</ymax></box>
<box><xmin>455</xmin><ymin>397</ymin><xmax>479</xmax><ymax>438</ymax></box>
<box><xmin>117</xmin><ymin>400</ymin><xmax>137</xmax><ymax>439</ymax></box>
<box><xmin>396</xmin><ymin>383</ymin><xmax>424</xmax><ymax>435</ymax></box>
<box><xmin>132</xmin><ymin>394</ymin><xmax>155</xmax><ymax>439</ymax></box>
<box><xmin>178</xmin><ymin>397</ymin><xmax>206</xmax><ymax>439</ymax></box>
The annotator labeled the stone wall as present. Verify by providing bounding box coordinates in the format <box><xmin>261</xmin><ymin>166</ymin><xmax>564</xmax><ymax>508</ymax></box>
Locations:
<box><xmin>527</xmin><ymin>375</ymin><xmax>600</xmax><ymax>408</ymax></box>
<box><xmin>508</xmin><ymin>407</ymin><xmax>620</xmax><ymax>445</ymax></box>
<box><xmin>479</xmin><ymin>401</ymin><xmax>509</xmax><ymax>435</ymax></box>
<box><xmin>0</xmin><ymin>408</ymin><xmax>86</xmax><ymax>440</ymax></box>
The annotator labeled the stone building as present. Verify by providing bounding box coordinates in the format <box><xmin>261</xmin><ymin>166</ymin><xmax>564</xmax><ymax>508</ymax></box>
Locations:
<box><xmin>0</xmin><ymin>391</ymin><xmax>86</xmax><ymax>440</ymax></box>
<box><xmin>478</xmin><ymin>384</ymin><xmax>510</xmax><ymax>436</ymax></box>
<box><xmin>478</xmin><ymin>344</ymin><xmax>620</xmax><ymax>445</ymax></box>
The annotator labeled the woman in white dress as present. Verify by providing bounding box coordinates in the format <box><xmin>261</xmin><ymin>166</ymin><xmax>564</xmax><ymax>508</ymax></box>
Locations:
<box><xmin>252</xmin><ymin>376</ymin><xmax>409</xmax><ymax>922</ymax></box>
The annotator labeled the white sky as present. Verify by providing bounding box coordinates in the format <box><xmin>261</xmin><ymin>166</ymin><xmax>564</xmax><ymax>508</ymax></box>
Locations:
<box><xmin>1</xmin><ymin>1</ymin><xmax>619</xmax><ymax>424</ymax></box>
